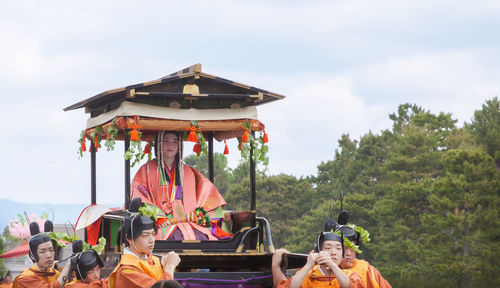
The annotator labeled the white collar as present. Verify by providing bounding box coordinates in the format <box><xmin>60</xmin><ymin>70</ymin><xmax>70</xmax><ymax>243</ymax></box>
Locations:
<box><xmin>124</xmin><ymin>247</ymin><xmax>148</xmax><ymax>260</ymax></box>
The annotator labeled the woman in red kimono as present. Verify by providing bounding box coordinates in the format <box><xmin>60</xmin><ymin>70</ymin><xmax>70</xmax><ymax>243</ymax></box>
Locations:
<box><xmin>131</xmin><ymin>131</ymin><xmax>226</xmax><ymax>241</ymax></box>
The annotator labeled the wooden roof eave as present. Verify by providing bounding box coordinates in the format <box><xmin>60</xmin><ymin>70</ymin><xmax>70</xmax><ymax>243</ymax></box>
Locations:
<box><xmin>63</xmin><ymin>64</ymin><xmax>285</xmax><ymax>112</ymax></box>
<box><xmin>86</xmin><ymin>116</ymin><xmax>265</xmax><ymax>142</ymax></box>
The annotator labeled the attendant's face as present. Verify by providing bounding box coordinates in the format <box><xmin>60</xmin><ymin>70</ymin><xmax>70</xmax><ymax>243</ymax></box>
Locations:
<box><xmin>341</xmin><ymin>247</ymin><xmax>357</xmax><ymax>268</ymax></box>
<box><xmin>84</xmin><ymin>265</ymin><xmax>101</xmax><ymax>283</ymax></box>
<box><xmin>162</xmin><ymin>133</ymin><xmax>179</xmax><ymax>159</ymax></box>
<box><xmin>321</xmin><ymin>240</ymin><xmax>343</xmax><ymax>265</ymax></box>
<box><xmin>36</xmin><ymin>241</ymin><xmax>55</xmax><ymax>269</ymax></box>
<box><xmin>129</xmin><ymin>228</ymin><xmax>156</xmax><ymax>255</ymax></box>
<box><xmin>5</xmin><ymin>276</ymin><xmax>11</xmax><ymax>283</ymax></box>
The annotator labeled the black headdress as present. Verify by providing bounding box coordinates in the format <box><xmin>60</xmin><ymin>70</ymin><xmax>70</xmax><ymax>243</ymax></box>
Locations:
<box><xmin>122</xmin><ymin>197</ymin><xmax>157</xmax><ymax>246</ymax></box>
<box><xmin>70</xmin><ymin>240</ymin><xmax>104</xmax><ymax>280</ymax></box>
<box><xmin>28</xmin><ymin>222</ymin><xmax>52</xmax><ymax>262</ymax></box>
<box><xmin>315</xmin><ymin>232</ymin><xmax>344</xmax><ymax>256</ymax></box>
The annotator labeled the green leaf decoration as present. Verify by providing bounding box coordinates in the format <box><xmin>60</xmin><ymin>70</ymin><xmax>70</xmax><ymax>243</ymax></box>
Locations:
<box><xmin>139</xmin><ymin>203</ymin><xmax>166</xmax><ymax>221</ymax></box>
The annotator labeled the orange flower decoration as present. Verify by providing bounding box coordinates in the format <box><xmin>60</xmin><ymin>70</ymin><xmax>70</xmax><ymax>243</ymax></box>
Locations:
<box><xmin>130</xmin><ymin>129</ymin><xmax>139</xmax><ymax>141</ymax></box>
<box><xmin>129</xmin><ymin>115</ymin><xmax>142</xmax><ymax>141</ymax></box>
<box><xmin>241</xmin><ymin>127</ymin><xmax>249</xmax><ymax>143</ymax></box>
<box><xmin>263</xmin><ymin>130</ymin><xmax>269</xmax><ymax>143</ymax></box>
<box><xmin>185</xmin><ymin>125</ymin><xmax>199</xmax><ymax>142</ymax></box>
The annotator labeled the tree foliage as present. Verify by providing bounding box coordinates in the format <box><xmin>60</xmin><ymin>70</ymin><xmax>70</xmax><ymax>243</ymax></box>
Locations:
<box><xmin>186</xmin><ymin>99</ymin><xmax>499</xmax><ymax>287</ymax></box>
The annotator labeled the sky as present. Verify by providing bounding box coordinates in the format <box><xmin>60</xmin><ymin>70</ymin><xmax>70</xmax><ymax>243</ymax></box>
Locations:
<box><xmin>1</xmin><ymin>0</ymin><xmax>499</xmax><ymax>208</ymax></box>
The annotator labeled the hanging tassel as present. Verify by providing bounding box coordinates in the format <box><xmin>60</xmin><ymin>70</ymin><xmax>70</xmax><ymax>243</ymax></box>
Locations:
<box><xmin>224</xmin><ymin>139</ymin><xmax>229</xmax><ymax>155</ymax></box>
<box><xmin>193</xmin><ymin>143</ymin><xmax>201</xmax><ymax>154</ymax></box>
<box><xmin>81</xmin><ymin>130</ymin><xmax>87</xmax><ymax>152</ymax></box>
<box><xmin>186</xmin><ymin>126</ymin><xmax>198</xmax><ymax>142</ymax></box>
<box><xmin>130</xmin><ymin>115</ymin><xmax>140</xmax><ymax>141</ymax></box>
<box><xmin>144</xmin><ymin>142</ymin><xmax>151</xmax><ymax>154</ymax></box>
<box><xmin>94</xmin><ymin>136</ymin><xmax>99</xmax><ymax>152</ymax></box>
<box><xmin>263</xmin><ymin>130</ymin><xmax>269</xmax><ymax>143</ymax></box>
<box><xmin>241</xmin><ymin>127</ymin><xmax>249</xmax><ymax>143</ymax></box>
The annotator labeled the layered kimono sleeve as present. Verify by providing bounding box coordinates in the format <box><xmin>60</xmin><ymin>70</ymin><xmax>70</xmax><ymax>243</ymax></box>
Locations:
<box><xmin>112</xmin><ymin>266</ymin><xmax>171</xmax><ymax>288</ymax></box>
<box><xmin>130</xmin><ymin>160</ymin><xmax>158</xmax><ymax>207</ymax></box>
<box><xmin>13</xmin><ymin>276</ymin><xmax>61</xmax><ymax>288</ymax></box>
<box><xmin>367</xmin><ymin>266</ymin><xmax>392</xmax><ymax>288</ymax></box>
<box><xmin>349</xmin><ymin>272</ymin><xmax>366</xmax><ymax>288</ymax></box>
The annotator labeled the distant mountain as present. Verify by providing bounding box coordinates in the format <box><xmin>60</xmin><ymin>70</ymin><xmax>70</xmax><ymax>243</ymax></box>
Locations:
<box><xmin>0</xmin><ymin>199</ymin><xmax>120</xmax><ymax>232</ymax></box>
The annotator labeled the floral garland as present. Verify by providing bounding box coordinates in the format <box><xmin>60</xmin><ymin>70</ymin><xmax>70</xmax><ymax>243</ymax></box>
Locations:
<box><xmin>238</xmin><ymin>120</ymin><xmax>269</xmax><ymax>166</ymax></box>
<box><xmin>185</xmin><ymin>120</ymin><xmax>207</xmax><ymax>156</ymax></box>
<box><xmin>77</xmin><ymin>118</ymin><xmax>270</xmax><ymax>166</ymax></box>
<box><xmin>347</xmin><ymin>223</ymin><xmax>370</xmax><ymax>243</ymax></box>
<box><xmin>138</xmin><ymin>203</ymin><xmax>209</xmax><ymax>227</ymax></box>
<box><xmin>82</xmin><ymin>237</ymin><xmax>107</xmax><ymax>255</ymax></box>
<box><xmin>124</xmin><ymin>116</ymin><xmax>146</xmax><ymax>167</ymax></box>
<box><xmin>334</xmin><ymin>224</ymin><xmax>371</xmax><ymax>254</ymax></box>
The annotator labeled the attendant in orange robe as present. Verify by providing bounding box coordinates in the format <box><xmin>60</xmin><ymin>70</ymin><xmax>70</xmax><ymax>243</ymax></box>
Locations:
<box><xmin>0</xmin><ymin>272</ymin><xmax>12</xmax><ymax>288</ymax></box>
<box><xmin>272</xmin><ymin>232</ymin><xmax>365</xmax><ymax>288</ymax></box>
<box><xmin>131</xmin><ymin>131</ymin><xmax>226</xmax><ymax>241</ymax></box>
<box><xmin>108</xmin><ymin>198</ymin><xmax>181</xmax><ymax>288</ymax></box>
<box><xmin>13</xmin><ymin>222</ymin><xmax>71</xmax><ymax>288</ymax></box>
<box><xmin>64</xmin><ymin>248</ymin><xmax>107</xmax><ymax>288</ymax></box>
<box><xmin>337</xmin><ymin>225</ymin><xmax>392</xmax><ymax>288</ymax></box>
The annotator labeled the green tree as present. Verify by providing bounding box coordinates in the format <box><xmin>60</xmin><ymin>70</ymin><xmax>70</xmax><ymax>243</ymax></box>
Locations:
<box><xmin>418</xmin><ymin>149</ymin><xmax>500</xmax><ymax>287</ymax></box>
<box><xmin>184</xmin><ymin>152</ymin><xmax>231</xmax><ymax>197</ymax></box>
<box><xmin>465</xmin><ymin>97</ymin><xmax>500</xmax><ymax>168</ymax></box>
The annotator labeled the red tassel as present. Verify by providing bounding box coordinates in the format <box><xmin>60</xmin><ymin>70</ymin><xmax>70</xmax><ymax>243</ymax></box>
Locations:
<box><xmin>106</xmin><ymin>133</ymin><xmax>110</xmax><ymax>140</ymax></box>
<box><xmin>263</xmin><ymin>131</ymin><xmax>268</xmax><ymax>143</ymax></box>
<box><xmin>130</xmin><ymin>115</ymin><xmax>141</xmax><ymax>141</ymax></box>
<box><xmin>224</xmin><ymin>140</ymin><xmax>229</xmax><ymax>155</ymax></box>
<box><xmin>241</xmin><ymin>129</ymin><xmax>249</xmax><ymax>143</ymax></box>
<box><xmin>144</xmin><ymin>142</ymin><xmax>151</xmax><ymax>154</ymax></box>
<box><xmin>130</xmin><ymin>129</ymin><xmax>139</xmax><ymax>141</ymax></box>
<box><xmin>193</xmin><ymin>143</ymin><xmax>201</xmax><ymax>154</ymax></box>
<box><xmin>94</xmin><ymin>136</ymin><xmax>100</xmax><ymax>149</ymax></box>
<box><xmin>186</xmin><ymin>126</ymin><xmax>198</xmax><ymax>142</ymax></box>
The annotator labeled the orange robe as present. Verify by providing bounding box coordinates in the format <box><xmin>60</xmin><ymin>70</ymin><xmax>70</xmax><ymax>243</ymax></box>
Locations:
<box><xmin>344</xmin><ymin>259</ymin><xmax>392</xmax><ymax>288</ymax></box>
<box><xmin>0</xmin><ymin>283</ymin><xmax>12</xmax><ymax>288</ymax></box>
<box><xmin>13</xmin><ymin>265</ymin><xmax>61</xmax><ymax>288</ymax></box>
<box><xmin>277</xmin><ymin>265</ymin><xmax>365</xmax><ymax>288</ymax></box>
<box><xmin>63</xmin><ymin>278</ymin><xmax>108</xmax><ymax>288</ymax></box>
<box><xmin>108</xmin><ymin>253</ymin><xmax>172</xmax><ymax>288</ymax></box>
<box><xmin>131</xmin><ymin>160</ymin><xmax>226</xmax><ymax>240</ymax></box>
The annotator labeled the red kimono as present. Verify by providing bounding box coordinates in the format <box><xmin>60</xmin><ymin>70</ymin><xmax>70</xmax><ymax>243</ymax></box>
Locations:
<box><xmin>343</xmin><ymin>259</ymin><xmax>392</xmax><ymax>288</ymax></box>
<box><xmin>131</xmin><ymin>160</ymin><xmax>226</xmax><ymax>240</ymax></box>
<box><xmin>13</xmin><ymin>265</ymin><xmax>61</xmax><ymax>288</ymax></box>
<box><xmin>277</xmin><ymin>265</ymin><xmax>365</xmax><ymax>288</ymax></box>
<box><xmin>108</xmin><ymin>253</ymin><xmax>172</xmax><ymax>288</ymax></box>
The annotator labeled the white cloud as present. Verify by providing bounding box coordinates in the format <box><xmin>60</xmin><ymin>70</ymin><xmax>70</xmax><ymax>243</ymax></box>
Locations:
<box><xmin>0</xmin><ymin>0</ymin><xmax>499</xmax><ymax>206</ymax></box>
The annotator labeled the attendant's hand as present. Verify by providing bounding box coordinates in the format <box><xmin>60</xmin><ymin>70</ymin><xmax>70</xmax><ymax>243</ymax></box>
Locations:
<box><xmin>162</xmin><ymin>251</ymin><xmax>181</xmax><ymax>276</ymax></box>
<box><xmin>316</xmin><ymin>251</ymin><xmax>338</xmax><ymax>270</ymax></box>
<box><xmin>305</xmin><ymin>250</ymin><xmax>319</xmax><ymax>269</ymax></box>
<box><xmin>272</xmin><ymin>248</ymin><xmax>289</xmax><ymax>269</ymax></box>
